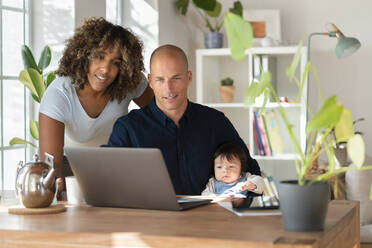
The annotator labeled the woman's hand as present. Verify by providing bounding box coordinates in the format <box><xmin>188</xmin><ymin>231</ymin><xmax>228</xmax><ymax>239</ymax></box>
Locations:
<box><xmin>56</xmin><ymin>177</ymin><xmax>65</xmax><ymax>200</ymax></box>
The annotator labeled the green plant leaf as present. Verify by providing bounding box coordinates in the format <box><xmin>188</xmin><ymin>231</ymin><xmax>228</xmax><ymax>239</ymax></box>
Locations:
<box><xmin>224</xmin><ymin>12</ymin><xmax>253</xmax><ymax>61</ymax></box>
<box><xmin>175</xmin><ymin>0</ymin><xmax>189</xmax><ymax>15</ymax></box>
<box><xmin>192</xmin><ymin>0</ymin><xmax>216</xmax><ymax>11</ymax></box>
<box><xmin>229</xmin><ymin>1</ymin><xmax>243</xmax><ymax>17</ymax></box>
<box><xmin>205</xmin><ymin>1</ymin><xmax>221</xmax><ymax>17</ymax></box>
<box><xmin>335</xmin><ymin>108</ymin><xmax>354</xmax><ymax>143</ymax></box>
<box><xmin>31</xmin><ymin>93</ymin><xmax>39</xmax><ymax>102</ymax></box>
<box><xmin>19</xmin><ymin>69</ymin><xmax>38</xmax><ymax>98</ymax></box>
<box><xmin>286</xmin><ymin>37</ymin><xmax>304</xmax><ymax>81</ymax></box>
<box><xmin>347</xmin><ymin>134</ymin><xmax>365</xmax><ymax>168</ymax></box>
<box><xmin>9</xmin><ymin>137</ymin><xmax>37</xmax><ymax>148</ymax></box>
<box><xmin>244</xmin><ymin>72</ymin><xmax>271</xmax><ymax>106</ymax></box>
<box><xmin>21</xmin><ymin>45</ymin><xmax>40</xmax><ymax>73</ymax></box>
<box><xmin>306</xmin><ymin>96</ymin><xmax>343</xmax><ymax>133</ymax></box>
<box><xmin>45</xmin><ymin>72</ymin><xmax>56</xmax><ymax>88</ymax></box>
<box><xmin>19</xmin><ymin>68</ymin><xmax>45</xmax><ymax>103</ymax></box>
<box><xmin>30</xmin><ymin>120</ymin><xmax>39</xmax><ymax>140</ymax></box>
<box><xmin>38</xmin><ymin>46</ymin><xmax>52</xmax><ymax>72</ymax></box>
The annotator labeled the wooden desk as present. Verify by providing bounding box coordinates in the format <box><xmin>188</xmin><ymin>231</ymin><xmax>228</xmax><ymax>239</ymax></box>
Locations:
<box><xmin>0</xmin><ymin>200</ymin><xmax>359</xmax><ymax>248</ymax></box>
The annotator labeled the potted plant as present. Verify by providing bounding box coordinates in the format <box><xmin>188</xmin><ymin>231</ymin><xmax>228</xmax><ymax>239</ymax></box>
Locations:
<box><xmin>175</xmin><ymin>0</ymin><xmax>242</xmax><ymax>48</ymax></box>
<box><xmin>9</xmin><ymin>45</ymin><xmax>56</xmax><ymax>148</ymax></box>
<box><xmin>219</xmin><ymin>77</ymin><xmax>235</xmax><ymax>103</ymax></box>
<box><xmin>224</xmin><ymin>12</ymin><xmax>372</xmax><ymax>231</ymax></box>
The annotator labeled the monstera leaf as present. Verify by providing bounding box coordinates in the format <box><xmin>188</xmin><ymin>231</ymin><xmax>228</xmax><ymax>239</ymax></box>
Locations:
<box><xmin>224</xmin><ymin>12</ymin><xmax>253</xmax><ymax>61</ymax></box>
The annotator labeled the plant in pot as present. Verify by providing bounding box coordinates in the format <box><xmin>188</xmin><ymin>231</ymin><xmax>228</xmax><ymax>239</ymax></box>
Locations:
<box><xmin>175</xmin><ymin>0</ymin><xmax>242</xmax><ymax>48</ymax></box>
<box><xmin>219</xmin><ymin>77</ymin><xmax>235</xmax><ymax>103</ymax></box>
<box><xmin>224</xmin><ymin>12</ymin><xmax>372</xmax><ymax>231</ymax></box>
<box><xmin>9</xmin><ymin>45</ymin><xmax>56</xmax><ymax>148</ymax></box>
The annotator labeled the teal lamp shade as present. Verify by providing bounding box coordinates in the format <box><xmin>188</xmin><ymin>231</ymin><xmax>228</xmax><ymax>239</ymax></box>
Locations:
<box><xmin>335</xmin><ymin>35</ymin><xmax>361</xmax><ymax>59</ymax></box>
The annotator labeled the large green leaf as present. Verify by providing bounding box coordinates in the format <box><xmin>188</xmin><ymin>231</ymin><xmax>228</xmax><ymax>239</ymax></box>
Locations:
<box><xmin>244</xmin><ymin>71</ymin><xmax>272</xmax><ymax>106</ymax></box>
<box><xmin>38</xmin><ymin>46</ymin><xmax>52</xmax><ymax>72</ymax></box>
<box><xmin>30</xmin><ymin>120</ymin><xmax>39</xmax><ymax>140</ymax></box>
<box><xmin>229</xmin><ymin>1</ymin><xmax>243</xmax><ymax>17</ymax></box>
<box><xmin>286</xmin><ymin>37</ymin><xmax>304</xmax><ymax>80</ymax></box>
<box><xmin>19</xmin><ymin>68</ymin><xmax>45</xmax><ymax>102</ymax></box>
<box><xmin>205</xmin><ymin>1</ymin><xmax>221</xmax><ymax>17</ymax></box>
<box><xmin>192</xmin><ymin>0</ymin><xmax>216</xmax><ymax>11</ymax></box>
<box><xmin>224</xmin><ymin>12</ymin><xmax>253</xmax><ymax>61</ymax></box>
<box><xmin>45</xmin><ymin>72</ymin><xmax>56</xmax><ymax>88</ymax></box>
<box><xmin>21</xmin><ymin>45</ymin><xmax>40</xmax><ymax>73</ymax></box>
<box><xmin>306</xmin><ymin>96</ymin><xmax>343</xmax><ymax>133</ymax></box>
<box><xmin>19</xmin><ymin>69</ymin><xmax>38</xmax><ymax>98</ymax></box>
<box><xmin>175</xmin><ymin>0</ymin><xmax>189</xmax><ymax>15</ymax></box>
<box><xmin>347</xmin><ymin>134</ymin><xmax>365</xmax><ymax>168</ymax></box>
<box><xmin>334</xmin><ymin>108</ymin><xmax>354</xmax><ymax>143</ymax></box>
<box><xmin>9</xmin><ymin>137</ymin><xmax>37</xmax><ymax>148</ymax></box>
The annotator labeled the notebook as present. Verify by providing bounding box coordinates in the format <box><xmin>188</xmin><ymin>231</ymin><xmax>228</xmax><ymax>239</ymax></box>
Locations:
<box><xmin>64</xmin><ymin>147</ymin><xmax>211</xmax><ymax>210</ymax></box>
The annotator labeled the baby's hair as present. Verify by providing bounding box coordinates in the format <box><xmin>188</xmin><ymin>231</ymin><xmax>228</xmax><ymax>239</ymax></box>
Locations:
<box><xmin>213</xmin><ymin>142</ymin><xmax>247</xmax><ymax>173</ymax></box>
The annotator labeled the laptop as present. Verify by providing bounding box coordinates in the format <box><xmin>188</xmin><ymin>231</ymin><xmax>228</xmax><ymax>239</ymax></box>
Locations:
<box><xmin>64</xmin><ymin>147</ymin><xmax>211</xmax><ymax>210</ymax></box>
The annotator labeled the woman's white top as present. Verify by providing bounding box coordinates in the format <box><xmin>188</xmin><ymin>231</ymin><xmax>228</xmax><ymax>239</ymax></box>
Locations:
<box><xmin>39</xmin><ymin>76</ymin><xmax>147</xmax><ymax>147</ymax></box>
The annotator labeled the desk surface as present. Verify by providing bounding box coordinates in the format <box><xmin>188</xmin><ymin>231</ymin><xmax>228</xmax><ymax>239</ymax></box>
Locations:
<box><xmin>0</xmin><ymin>200</ymin><xmax>359</xmax><ymax>248</ymax></box>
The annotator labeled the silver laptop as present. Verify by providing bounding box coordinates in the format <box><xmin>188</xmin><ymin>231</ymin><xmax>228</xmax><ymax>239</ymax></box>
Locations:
<box><xmin>64</xmin><ymin>147</ymin><xmax>211</xmax><ymax>210</ymax></box>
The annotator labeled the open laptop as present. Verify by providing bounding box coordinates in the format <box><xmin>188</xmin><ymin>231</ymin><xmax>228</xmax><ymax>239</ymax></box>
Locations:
<box><xmin>64</xmin><ymin>147</ymin><xmax>211</xmax><ymax>210</ymax></box>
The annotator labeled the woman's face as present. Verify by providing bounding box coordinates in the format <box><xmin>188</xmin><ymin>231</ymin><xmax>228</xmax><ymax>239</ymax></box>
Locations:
<box><xmin>86</xmin><ymin>46</ymin><xmax>121</xmax><ymax>94</ymax></box>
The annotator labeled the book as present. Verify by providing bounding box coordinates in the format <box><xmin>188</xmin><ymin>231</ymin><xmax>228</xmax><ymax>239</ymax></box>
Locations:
<box><xmin>253</xmin><ymin>111</ymin><xmax>265</xmax><ymax>156</ymax></box>
<box><xmin>265</xmin><ymin>111</ymin><xmax>284</xmax><ymax>155</ymax></box>
<box><xmin>252</xmin><ymin>117</ymin><xmax>261</xmax><ymax>155</ymax></box>
<box><xmin>257</xmin><ymin>113</ymin><xmax>270</xmax><ymax>156</ymax></box>
<box><xmin>262</xmin><ymin>113</ymin><xmax>273</xmax><ymax>155</ymax></box>
<box><xmin>268</xmin><ymin>176</ymin><xmax>279</xmax><ymax>199</ymax></box>
<box><xmin>218</xmin><ymin>198</ymin><xmax>281</xmax><ymax>216</ymax></box>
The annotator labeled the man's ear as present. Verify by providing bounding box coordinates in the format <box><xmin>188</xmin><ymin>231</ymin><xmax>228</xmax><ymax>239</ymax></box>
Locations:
<box><xmin>187</xmin><ymin>70</ymin><xmax>192</xmax><ymax>86</ymax></box>
<box><xmin>148</xmin><ymin>74</ymin><xmax>153</xmax><ymax>89</ymax></box>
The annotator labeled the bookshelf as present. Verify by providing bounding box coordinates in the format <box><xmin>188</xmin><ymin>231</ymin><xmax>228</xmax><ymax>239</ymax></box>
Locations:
<box><xmin>196</xmin><ymin>47</ymin><xmax>308</xmax><ymax>179</ymax></box>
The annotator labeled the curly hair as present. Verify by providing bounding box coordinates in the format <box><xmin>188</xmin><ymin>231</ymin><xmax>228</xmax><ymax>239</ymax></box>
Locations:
<box><xmin>56</xmin><ymin>17</ymin><xmax>144</xmax><ymax>102</ymax></box>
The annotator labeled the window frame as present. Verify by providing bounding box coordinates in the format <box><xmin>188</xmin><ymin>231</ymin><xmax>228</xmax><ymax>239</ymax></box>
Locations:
<box><xmin>0</xmin><ymin>0</ymin><xmax>30</xmax><ymax>190</ymax></box>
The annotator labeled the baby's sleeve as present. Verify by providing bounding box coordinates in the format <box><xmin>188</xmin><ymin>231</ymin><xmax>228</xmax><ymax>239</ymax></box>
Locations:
<box><xmin>245</xmin><ymin>173</ymin><xmax>265</xmax><ymax>194</ymax></box>
<box><xmin>201</xmin><ymin>178</ymin><xmax>216</xmax><ymax>196</ymax></box>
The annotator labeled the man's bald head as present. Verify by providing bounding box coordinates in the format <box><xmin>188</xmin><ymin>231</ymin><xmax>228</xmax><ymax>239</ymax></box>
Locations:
<box><xmin>150</xmin><ymin>44</ymin><xmax>188</xmax><ymax>72</ymax></box>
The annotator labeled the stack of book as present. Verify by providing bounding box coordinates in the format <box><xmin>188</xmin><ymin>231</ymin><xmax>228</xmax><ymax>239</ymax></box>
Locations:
<box><xmin>253</xmin><ymin>110</ymin><xmax>283</xmax><ymax>156</ymax></box>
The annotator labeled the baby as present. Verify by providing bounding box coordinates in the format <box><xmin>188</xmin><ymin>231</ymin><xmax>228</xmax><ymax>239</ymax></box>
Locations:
<box><xmin>202</xmin><ymin>142</ymin><xmax>264</xmax><ymax>198</ymax></box>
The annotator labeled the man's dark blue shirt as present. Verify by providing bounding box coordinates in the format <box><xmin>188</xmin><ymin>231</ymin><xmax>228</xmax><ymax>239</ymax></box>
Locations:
<box><xmin>106</xmin><ymin>99</ymin><xmax>260</xmax><ymax>195</ymax></box>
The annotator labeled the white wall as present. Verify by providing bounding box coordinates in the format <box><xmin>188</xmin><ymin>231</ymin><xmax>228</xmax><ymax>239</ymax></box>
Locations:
<box><xmin>75</xmin><ymin>0</ymin><xmax>105</xmax><ymax>27</ymax></box>
<box><xmin>159</xmin><ymin>0</ymin><xmax>372</xmax><ymax>158</ymax></box>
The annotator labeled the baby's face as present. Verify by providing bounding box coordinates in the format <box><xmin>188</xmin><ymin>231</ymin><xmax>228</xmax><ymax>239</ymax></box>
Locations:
<box><xmin>214</xmin><ymin>155</ymin><xmax>241</xmax><ymax>184</ymax></box>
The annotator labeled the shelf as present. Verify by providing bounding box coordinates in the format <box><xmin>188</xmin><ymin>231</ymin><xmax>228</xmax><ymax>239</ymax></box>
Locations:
<box><xmin>205</xmin><ymin>102</ymin><xmax>303</xmax><ymax>108</ymax></box>
<box><xmin>196</xmin><ymin>46</ymin><xmax>306</xmax><ymax>57</ymax></box>
<box><xmin>252</xmin><ymin>153</ymin><xmax>301</xmax><ymax>160</ymax></box>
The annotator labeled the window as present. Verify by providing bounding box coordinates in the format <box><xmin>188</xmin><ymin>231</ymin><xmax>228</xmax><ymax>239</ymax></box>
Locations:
<box><xmin>0</xmin><ymin>0</ymin><xmax>29</xmax><ymax>190</ymax></box>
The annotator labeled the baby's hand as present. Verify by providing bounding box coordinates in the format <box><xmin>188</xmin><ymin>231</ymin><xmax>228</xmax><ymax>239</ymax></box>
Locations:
<box><xmin>240</xmin><ymin>181</ymin><xmax>257</xmax><ymax>191</ymax></box>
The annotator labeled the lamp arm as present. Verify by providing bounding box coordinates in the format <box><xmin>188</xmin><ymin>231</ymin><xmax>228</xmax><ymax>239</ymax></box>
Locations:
<box><xmin>307</xmin><ymin>32</ymin><xmax>329</xmax><ymax>61</ymax></box>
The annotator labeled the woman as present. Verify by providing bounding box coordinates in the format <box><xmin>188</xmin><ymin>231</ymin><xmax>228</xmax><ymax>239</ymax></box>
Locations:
<box><xmin>39</xmin><ymin>17</ymin><xmax>153</xmax><ymax>194</ymax></box>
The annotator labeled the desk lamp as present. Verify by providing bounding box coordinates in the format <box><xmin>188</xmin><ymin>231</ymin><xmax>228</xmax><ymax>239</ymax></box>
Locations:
<box><xmin>306</xmin><ymin>22</ymin><xmax>361</xmax><ymax>114</ymax></box>
<box><xmin>307</xmin><ymin>23</ymin><xmax>361</xmax><ymax>61</ymax></box>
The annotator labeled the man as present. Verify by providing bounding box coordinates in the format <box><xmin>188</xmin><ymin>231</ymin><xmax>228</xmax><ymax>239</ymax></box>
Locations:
<box><xmin>106</xmin><ymin>44</ymin><xmax>260</xmax><ymax>195</ymax></box>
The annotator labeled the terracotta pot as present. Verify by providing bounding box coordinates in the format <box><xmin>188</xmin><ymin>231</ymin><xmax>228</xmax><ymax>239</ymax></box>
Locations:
<box><xmin>250</xmin><ymin>21</ymin><xmax>266</xmax><ymax>38</ymax></box>
<box><xmin>219</xmin><ymin>85</ymin><xmax>235</xmax><ymax>103</ymax></box>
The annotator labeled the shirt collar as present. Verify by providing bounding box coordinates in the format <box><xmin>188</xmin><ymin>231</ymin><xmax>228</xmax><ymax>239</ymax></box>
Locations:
<box><xmin>149</xmin><ymin>98</ymin><xmax>193</xmax><ymax>127</ymax></box>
